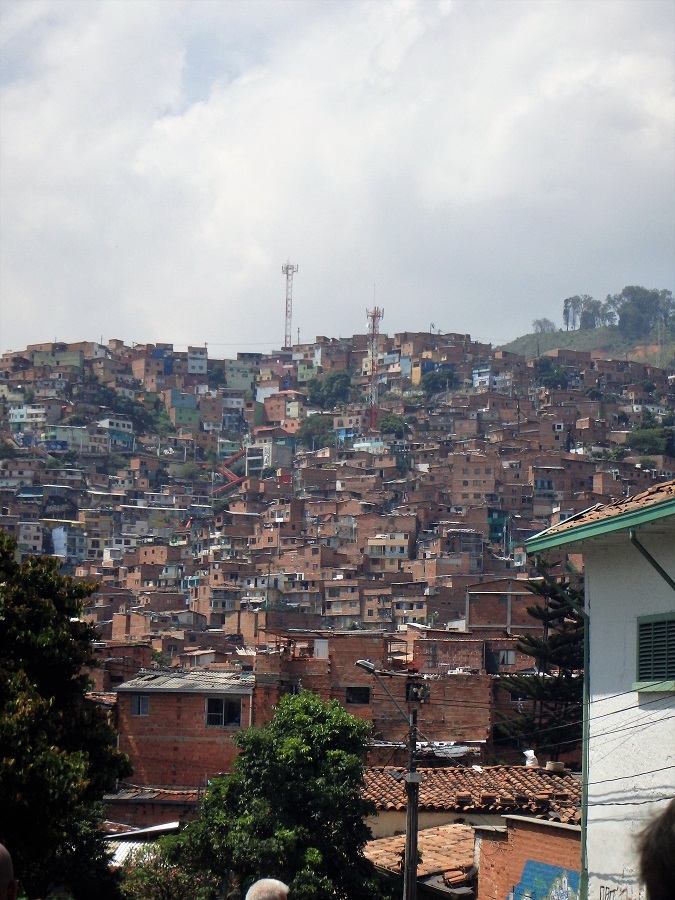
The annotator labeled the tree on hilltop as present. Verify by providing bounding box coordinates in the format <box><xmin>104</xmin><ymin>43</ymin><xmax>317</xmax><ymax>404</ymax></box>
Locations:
<box><xmin>579</xmin><ymin>297</ymin><xmax>603</xmax><ymax>330</ymax></box>
<box><xmin>614</xmin><ymin>286</ymin><xmax>674</xmax><ymax>341</ymax></box>
<box><xmin>561</xmin><ymin>286</ymin><xmax>674</xmax><ymax>338</ymax></box>
<box><xmin>532</xmin><ymin>318</ymin><xmax>557</xmax><ymax>334</ymax></box>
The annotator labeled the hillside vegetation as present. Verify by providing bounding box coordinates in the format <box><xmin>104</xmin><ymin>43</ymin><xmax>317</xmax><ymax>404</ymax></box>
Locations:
<box><xmin>499</xmin><ymin>327</ymin><xmax>675</xmax><ymax>369</ymax></box>
<box><xmin>499</xmin><ymin>285</ymin><xmax>674</xmax><ymax>368</ymax></box>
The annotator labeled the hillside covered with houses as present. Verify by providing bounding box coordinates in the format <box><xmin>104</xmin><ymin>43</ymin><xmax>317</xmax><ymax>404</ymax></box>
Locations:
<box><xmin>1</xmin><ymin>328</ymin><xmax>674</xmax><ymax>896</ymax></box>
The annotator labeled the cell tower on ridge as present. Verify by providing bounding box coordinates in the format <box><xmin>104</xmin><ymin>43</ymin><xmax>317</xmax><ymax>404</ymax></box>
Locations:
<box><xmin>282</xmin><ymin>261</ymin><xmax>298</xmax><ymax>350</ymax></box>
<box><xmin>366</xmin><ymin>306</ymin><xmax>384</xmax><ymax>430</ymax></box>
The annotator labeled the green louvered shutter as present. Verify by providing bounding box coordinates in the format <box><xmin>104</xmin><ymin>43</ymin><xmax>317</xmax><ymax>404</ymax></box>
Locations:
<box><xmin>637</xmin><ymin>617</ymin><xmax>675</xmax><ymax>682</ymax></box>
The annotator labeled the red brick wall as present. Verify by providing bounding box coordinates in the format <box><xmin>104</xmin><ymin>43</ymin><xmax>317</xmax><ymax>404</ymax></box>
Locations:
<box><xmin>118</xmin><ymin>691</ymin><xmax>252</xmax><ymax>787</ymax></box>
<box><xmin>413</xmin><ymin>637</ymin><xmax>484</xmax><ymax>671</ymax></box>
<box><xmin>467</xmin><ymin>583</ymin><xmax>544</xmax><ymax>633</ymax></box>
<box><xmin>86</xmin><ymin>642</ymin><xmax>152</xmax><ymax>691</ymax></box>
<box><xmin>369</xmin><ymin>672</ymin><xmax>492</xmax><ymax>743</ymax></box>
<box><xmin>253</xmin><ymin>633</ymin><xmax>491</xmax><ymax>743</ymax></box>
<box><xmin>477</xmin><ymin>818</ymin><xmax>580</xmax><ymax>900</ymax></box>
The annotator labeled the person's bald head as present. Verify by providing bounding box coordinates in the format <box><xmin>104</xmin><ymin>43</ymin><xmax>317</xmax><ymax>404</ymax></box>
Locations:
<box><xmin>0</xmin><ymin>844</ymin><xmax>17</xmax><ymax>900</ymax></box>
<box><xmin>245</xmin><ymin>879</ymin><xmax>289</xmax><ymax>900</ymax></box>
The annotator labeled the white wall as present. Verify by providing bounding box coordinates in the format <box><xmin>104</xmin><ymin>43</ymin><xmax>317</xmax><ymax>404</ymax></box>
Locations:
<box><xmin>584</xmin><ymin>528</ymin><xmax>675</xmax><ymax>900</ymax></box>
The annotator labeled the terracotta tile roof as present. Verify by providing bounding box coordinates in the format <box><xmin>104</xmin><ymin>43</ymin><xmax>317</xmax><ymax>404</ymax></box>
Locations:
<box><xmin>364</xmin><ymin>765</ymin><xmax>581</xmax><ymax>824</ymax></box>
<box><xmin>86</xmin><ymin>691</ymin><xmax>118</xmax><ymax>706</ymax></box>
<box><xmin>365</xmin><ymin>823</ymin><xmax>474</xmax><ymax>881</ymax></box>
<box><xmin>104</xmin><ymin>786</ymin><xmax>199</xmax><ymax>804</ymax></box>
<box><xmin>532</xmin><ymin>479</ymin><xmax>675</xmax><ymax>539</ymax></box>
<box><xmin>103</xmin><ymin>821</ymin><xmax>140</xmax><ymax>835</ymax></box>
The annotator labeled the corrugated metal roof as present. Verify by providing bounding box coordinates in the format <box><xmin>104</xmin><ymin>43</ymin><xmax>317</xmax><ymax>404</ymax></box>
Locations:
<box><xmin>107</xmin><ymin>841</ymin><xmax>150</xmax><ymax>867</ymax></box>
<box><xmin>116</xmin><ymin>669</ymin><xmax>254</xmax><ymax>693</ymax></box>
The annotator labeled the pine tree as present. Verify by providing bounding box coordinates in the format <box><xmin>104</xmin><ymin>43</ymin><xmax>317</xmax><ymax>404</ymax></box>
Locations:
<box><xmin>495</xmin><ymin>573</ymin><xmax>584</xmax><ymax>763</ymax></box>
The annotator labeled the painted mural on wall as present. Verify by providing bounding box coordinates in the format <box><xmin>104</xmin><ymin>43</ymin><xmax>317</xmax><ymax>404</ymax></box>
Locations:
<box><xmin>510</xmin><ymin>861</ymin><xmax>580</xmax><ymax>900</ymax></box>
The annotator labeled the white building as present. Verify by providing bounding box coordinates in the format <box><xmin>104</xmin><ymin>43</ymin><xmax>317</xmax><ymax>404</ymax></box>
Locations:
<box><xmin>527</xmin><ymin>480</ymin><xmax>675</xmax><ymax>900</ymax></box>
<box><xmin>187</xmin><ymin>346</ymin><xmax>208</xmax><ymax>376</ymax></box>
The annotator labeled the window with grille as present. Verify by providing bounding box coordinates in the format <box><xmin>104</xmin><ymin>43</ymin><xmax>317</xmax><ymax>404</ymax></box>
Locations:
<box><xmin>205</xmin><ymin>697</ymin><xmax>242</xmax><ymax>727</ymax></box>
<box><xmin>637</xmin><ymin>615</ymin><xmax>675</xmax><ymax>683</ymax></box>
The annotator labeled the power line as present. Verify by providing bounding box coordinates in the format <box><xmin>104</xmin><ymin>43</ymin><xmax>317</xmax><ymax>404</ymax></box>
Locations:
<box><xmin>490</xmin><ymin>709</ymin><xmax>675</xmax><ymax>755</ymax></box>
<box><xmin>489</xmin><ymin>693</ymin><xmax>672</xmax><ymax>746</ymax></box>
<box><xmin>588</xmin><ymin>680</ymin><xmax>672</xmax><ymax>706</ymax></box>
<box><xmin>586</xmin><ymin>765</ymin><xmax>675</xmax><ymax>787</ymax></box>
<box><xmin>587</xmin><ymin>797</ymin><xmax>671</xmax><ymax>807</ymax></box>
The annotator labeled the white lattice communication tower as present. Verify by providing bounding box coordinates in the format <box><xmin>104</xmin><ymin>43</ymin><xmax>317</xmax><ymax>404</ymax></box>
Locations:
<box><xmin>282</xmin><ymin>261</ymin><xmax>298</xmax><ymax>350</ymax></box>
<box><xmin>366</xmin><ymin>306</ymin><xmax>384</xmax><ymax>430</ymax></box>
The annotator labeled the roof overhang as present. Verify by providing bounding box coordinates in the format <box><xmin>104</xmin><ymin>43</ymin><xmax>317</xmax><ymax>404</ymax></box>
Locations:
<box><xmin>526</xmin><ymin>499</ymin><xmax>675</xmax><ymax>554</ymax></box>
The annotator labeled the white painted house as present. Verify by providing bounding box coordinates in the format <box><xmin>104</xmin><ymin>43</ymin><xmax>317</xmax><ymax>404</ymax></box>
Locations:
<box><xmin>527</xmin><ymin>480</ymin><xmax>675</xmax><ymax>900</ymax></box>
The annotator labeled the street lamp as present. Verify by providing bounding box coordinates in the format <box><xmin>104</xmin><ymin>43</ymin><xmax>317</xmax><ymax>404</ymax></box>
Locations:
<box><xmin>355</xmin><ymin>660</ymin><xmax>423</xmax><ymax>900</ymax></box>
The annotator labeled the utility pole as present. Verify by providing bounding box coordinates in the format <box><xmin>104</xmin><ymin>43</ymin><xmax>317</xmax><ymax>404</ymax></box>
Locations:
<box><xmin>366</xmin><ymin>306</ymin><xmax>384</xmax><ymax>431</ymax></box>
<box><xmin>403</xmin><ymin>708</ymin><xmax>421</xmax><ymax>900</ymax></box>
<box><xmin>355</xmin><ymin>660</ymin><xmax>424</xmax><ymax>900</ymax></box>
<box><xmin>282</xmin><ymin>261</ymin><xmax>298</xmax><ymax>351</ymax></box>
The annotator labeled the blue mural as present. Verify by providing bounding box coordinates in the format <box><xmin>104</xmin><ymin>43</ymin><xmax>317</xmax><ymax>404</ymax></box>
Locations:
<box><xmin>509</xmin><ymin>861</ymin><xmax>580</xmax><ymax>900</ymax></box>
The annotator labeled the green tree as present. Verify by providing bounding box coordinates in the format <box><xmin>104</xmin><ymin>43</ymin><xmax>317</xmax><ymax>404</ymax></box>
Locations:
<box><xmin>627</xmin><ymin>426</ymin><xmax>668</xmax><ymax>456</ymax></box>
<box><xmin>579</xmin><ymin>297</ymin><xmax>603</xmax><ymax>330</ymax></box>
<box><xmin>495</xmin><ymin>574</ymin><xmax>584</xmax><ymax>762</ymax></box>
<box><xmin>534</xmin><ymin>357</ymin><xmax>568</xmax><ymax>390</ymax></box>
<box><xmin>613</xmin><ymin>286</ymin><xmax>674</xmax><ymax>341</ymax></box>
<box><xmin>208</xmin><ymin>362</ymin><xmax>227</xmax><ymax>389</ymax></box>
<box><xmin>0</xmin><ymin>531</ymin><xmax>131</xmax><ymax>898</ymax></box>
<box><xmin>153</xmin><ymin>408</ymin><xmax>178</xmax><ymax>437</ymax></box>
<box><xmin>296</xmin><ymin>414</ymin><xmax>335</xmax><ymax>450</ymax></box>
<box><xmin>600</xmin><ymin>294</ymin><xmax>619</xmax><ymax>327</ymax></box>
<box><xmin>562</xmin><ymin>296</ymin><xmax>584</xmax><ymax>330</ymax></box>
<box><xmin>378</xmin><ymin>413</ymin><xmax>407</xmax><ymax>438</ymax></box>
<box><xmin>307</xmin><ymin>371</ymin><xmax>352</xmax><ymax>409</ymax></box>
<box><xmin>62</xmin><ymin>413</ymin><xmax>91</xmax><ymax>427</ymax></box>
<box><xmin>169</xmin><ymin>692</ymin><xmax>390</xmax><ymax>899</ymax></box>
<box><xmin>85</xmin><ymin>382</ymin><xmax>155</xmax><ymax>435</ymax></box>
<box><xmin>121</xmin><ymin>845</ymin><xmax>220</xmax><ymax>900</ymax></box>
<box><xmin>0</xmin><ymin>439</ymin><xmax>17</xmax><ymax>459</ymax></box>
<box><xmin>421</xmin><ymin>367</ymin><xmax>457</xmax><ymax>398</ymax></box>
<box><xmin>532</xmin><ymin>318</ymin><xmax>556</xmax><ymax>333</ymax></box>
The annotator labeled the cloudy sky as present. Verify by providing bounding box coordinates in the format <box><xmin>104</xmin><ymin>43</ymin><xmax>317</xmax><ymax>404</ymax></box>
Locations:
<box><xmin>1</xmin><ymin>0</ymin><xmax>673</xmax><ymax>355</ymax></box>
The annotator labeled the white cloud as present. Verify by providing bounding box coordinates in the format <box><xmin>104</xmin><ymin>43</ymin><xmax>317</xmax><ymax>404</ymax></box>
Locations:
<box><xmin>1</xmin><ymin>0</ymin><xmax>673</xmax><ymax>353</ymax></box>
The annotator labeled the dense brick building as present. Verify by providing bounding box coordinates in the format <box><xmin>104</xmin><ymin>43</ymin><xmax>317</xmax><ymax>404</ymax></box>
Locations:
<box><xmin>117</xmin><ymin>670</ymin><xmax>254</xmax><ymax>788</ymax></box>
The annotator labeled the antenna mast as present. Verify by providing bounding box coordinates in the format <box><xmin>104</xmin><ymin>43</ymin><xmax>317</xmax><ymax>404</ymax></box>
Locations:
<box><xmin>282</xmin><ymin>261</ymin><xmax>298</xmax><ymax>350</ymax></box>
<box><xmin>366</xmin><ymin>306</ymin><xmax>384</xmax><ymax>430</ymax></box>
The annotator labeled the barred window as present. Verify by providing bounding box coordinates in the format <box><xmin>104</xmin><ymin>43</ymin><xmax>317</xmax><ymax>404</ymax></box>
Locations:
<box><xmin>205</xmin><ymin>697</ymin><xmax>242</xmax><ymax>727</ymax></box>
